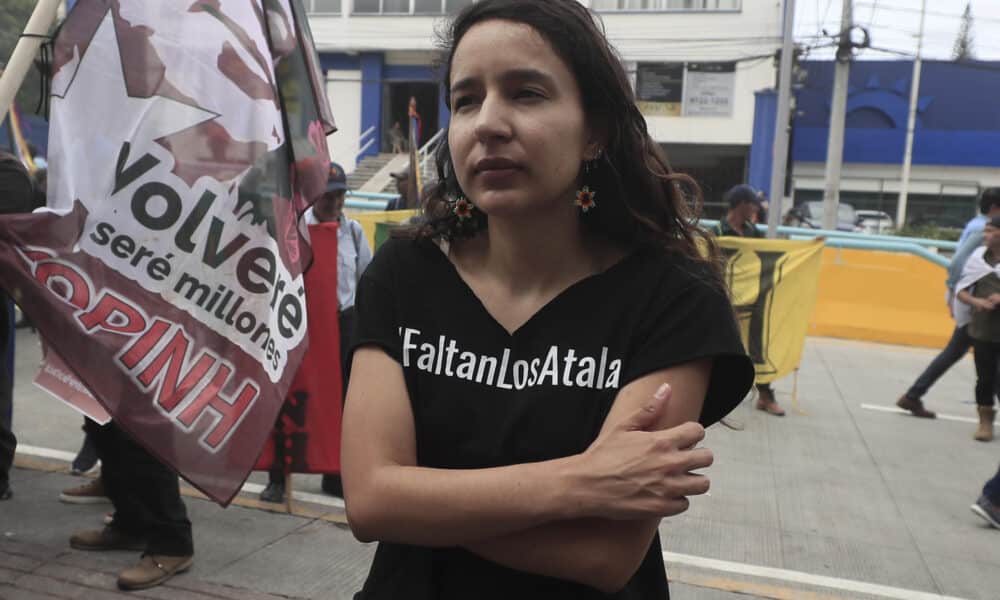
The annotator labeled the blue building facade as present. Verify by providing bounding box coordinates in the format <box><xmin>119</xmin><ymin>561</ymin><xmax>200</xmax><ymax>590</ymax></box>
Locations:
<box><xmin>750</xmin><ymin>59</ymin><xmax>1000</xmax><ymax>228</ymax></box>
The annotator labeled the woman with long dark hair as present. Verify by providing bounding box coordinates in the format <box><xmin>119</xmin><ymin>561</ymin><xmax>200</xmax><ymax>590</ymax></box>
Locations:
<box><xmin>341</xmin><ymin>1</ymin><xmax>753</xmax><ymax>597</ymax></box>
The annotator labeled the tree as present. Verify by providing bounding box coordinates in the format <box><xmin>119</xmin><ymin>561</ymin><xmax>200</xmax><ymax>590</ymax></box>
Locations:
<box><xmin>0</xmin><ymin>0</ymin><xmax>45</xmax><ymax>117</ymax></box>
<box><xmin>953</xmin><ymin>3</ymin><xmax>976</xmax><ymax>61</ymax></box>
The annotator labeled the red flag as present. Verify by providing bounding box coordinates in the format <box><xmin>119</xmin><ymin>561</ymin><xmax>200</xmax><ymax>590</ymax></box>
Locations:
<box><xmin>0</xmin><ymin>0</ymin><xmax>334</xmax><ymax>504</ymax></box>
<box><xmin>255</xmin><ymin>223</ymin><xmax>343</xmax><ymax>475</ymax></box>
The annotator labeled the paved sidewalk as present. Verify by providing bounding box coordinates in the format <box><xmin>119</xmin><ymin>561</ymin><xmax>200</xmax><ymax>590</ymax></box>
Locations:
<box><xmin>4</xmin><ymin>329</ymin><xmax>1000</xmax><ymax>599</ymax></box>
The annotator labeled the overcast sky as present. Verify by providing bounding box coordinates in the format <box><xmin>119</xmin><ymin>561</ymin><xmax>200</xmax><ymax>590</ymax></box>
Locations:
<box><xmin>795</xmin><ymin>0</ymin><xmax>1000</xmax><ymax>61</ymax></box>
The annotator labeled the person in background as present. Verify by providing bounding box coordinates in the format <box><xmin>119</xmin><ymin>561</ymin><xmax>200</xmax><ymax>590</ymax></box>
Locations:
<box><xmin>69</xmin><ymin>420</ymin><xmax>194</xmax><ymax>590</ymax></box>
<box><xmin>260</xmin><ymin>162</ymin><xmax>373</xmax><ymax>503</ymax></box>
<box><xmin>710</xmin><ymin>184</ymin><xmax>785</xmax><ymax>416</ymax></box>
<box><xmin>389</xmin><ymin>121</ymin><xmax>406</xmax><ymax>154</ymax></box>
<box><xmin>959</xmin><ymin>194</ymin><xmax>992</xmax><ymax>247</ymax></box>
<box><xmin>896</xmin><ymin>188</ymin><xmax>1000</xmax><ymax>419</ymax></box>
<box><xmin>387</xmin><ymin>170</ymin><xmax>412</xmax><ymax>211</ymax></box>
<box><xmin>954</xmin><ymin>214</ymin><xmax>1000</xmax><ymax>442</ymax></box>
<box><xmin>0</xmin><ymin>151</ymin><xmax>34</xmax><ymax>501</ymax></box>
<box><xmin>972</xmin><ymin>464</ymin><xmax>1000</xmax><ymax>529</ymax></box>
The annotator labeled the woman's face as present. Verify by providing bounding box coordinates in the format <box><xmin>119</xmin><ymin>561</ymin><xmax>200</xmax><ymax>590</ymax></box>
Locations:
<box><xmin>447</xmin><ymin>20</ymin><xmax>597</xmax><ymax>219</ymax></box>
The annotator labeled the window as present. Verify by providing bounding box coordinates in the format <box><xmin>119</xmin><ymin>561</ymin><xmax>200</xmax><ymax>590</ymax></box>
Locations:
<box><xmin>445</xmin><ymin>0</ymin><xmax>475</xmax><ymax>13</ymax></box>
<box><xmin>383</xmin><ymin>0</ymin><xmax>410</xmax><ymax>13</ymax></box>
<box><xmin>305</xmin><ymin>0</ymin><xmax>342</xmax><ymax>13</ymax></box>
<box><xmin>591</xmin><ymin>0</ymin><xmax>740</xmax><ymax>10</ymax></box>
<box><xmin>349</xmin><ymin>0</ymin><xmax>477</xmax><ymax>15</ymax></box>
<box><xmin>414</xmin><ymin>0</ymin><xmax>442</xmax><ymax>13</ymax></box>
<box><xmin>353</xmin><ymin>0</ymin><xmax>380</xmax><ymax>12</ymax></box>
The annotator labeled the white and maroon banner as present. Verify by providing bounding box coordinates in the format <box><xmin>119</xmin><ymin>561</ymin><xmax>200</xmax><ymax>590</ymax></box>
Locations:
<box><xmin>0</xmin><ymin>0</ymin><xmax>335</xmax><ymax>504</ymax></box>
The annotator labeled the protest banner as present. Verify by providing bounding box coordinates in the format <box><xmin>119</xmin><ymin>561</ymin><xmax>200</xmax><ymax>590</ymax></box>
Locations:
<box><xmin>717</xmin><ymin>238</ymin><xmax>824</xmax><ymax>384</ymax></box>
<box><xmin>0</xmin><ymin>0</ymin><xmax>334</xmax><ymax>504</ymax></box>
<box><xmin>255</xmin><ymin>222</ymin><xmax>342</xmax><ymax>475</ymax></box>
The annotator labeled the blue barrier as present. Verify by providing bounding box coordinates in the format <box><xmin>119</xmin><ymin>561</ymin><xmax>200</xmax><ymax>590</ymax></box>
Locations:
<box><xmin>785</xmin><ymin>235</ymin><xmax>950</xmax><ymax>268</ymax></box>
<box><xmin>348</xmin><ymin>191</ymin><xmax>400</xmax><ymax>201</ymax></box>
<box><xmin>345</xmin><ymin>198</ymin><xmax>391</xmax><ymax>211</ymax></box>
<box><xmin>697</xmin><ymin>219</ymin><xmax>958</xmax><ymax>251</ymax></box>
<box><xmin>344</xmin><ymin>191</ymin><xmax>399</xmax><ymax>211</ymax></box>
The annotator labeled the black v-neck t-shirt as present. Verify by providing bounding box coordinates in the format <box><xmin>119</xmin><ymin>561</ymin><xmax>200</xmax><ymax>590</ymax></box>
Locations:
<box><xmin>350</xmin><ymin>237</ymin><xmax>754</xmax><ymax>600</ymax></box>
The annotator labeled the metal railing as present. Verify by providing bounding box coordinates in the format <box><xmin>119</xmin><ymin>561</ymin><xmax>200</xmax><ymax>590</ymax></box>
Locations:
<box><xmin>418</xmin><ymin>128</ymin><xmax>445</xmax><ymax>186</ymax></box>
<box><xmin>355</xmin><ymin>125</ymin><xmax>377</xmax><ymax>162</ymax></box>
<box><xmin>345</xmin><ymin>190</ymin><xmax>395</xmax><ymax>211</ymax></box>
<box><xmin>698</xmin><ymin>219</ymin><xmax>953</xmax><ymax>268</ymax></box>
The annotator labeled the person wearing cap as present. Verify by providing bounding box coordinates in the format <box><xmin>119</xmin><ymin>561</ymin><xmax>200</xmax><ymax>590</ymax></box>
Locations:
<box><xmin>387</xmin><ymin>169</ymin><xmax>416</xmax><ymax>211</ymax></box>
<box><xmin>709</xmin><ymin>184</ymin><xmax>785</xmax><ymax>417</ymax></box>
<box><xmin>710</xmin><ymin>184</ymin><xmax>763</xmax><ymax>238</ymax></box>
<box><xmin>260</xmin><ymin>162</ymin><xmax>373</xmax><ymax>502</ymax></box>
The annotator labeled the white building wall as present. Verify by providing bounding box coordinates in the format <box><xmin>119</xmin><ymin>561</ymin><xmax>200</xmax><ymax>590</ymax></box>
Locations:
<box><xmin>600</xmin><ymin>3</ymin><xmax>783</xmax><ymax>146</ymax></box>
<box><xmin>307</xmin><ymin>1</ymin><xmax>782</xmax><ymax>146</ymax></box>
<box><xmin>326</xmin><ymin>69</ymin><xmax>363</xmax><ymax>172</ymax></box>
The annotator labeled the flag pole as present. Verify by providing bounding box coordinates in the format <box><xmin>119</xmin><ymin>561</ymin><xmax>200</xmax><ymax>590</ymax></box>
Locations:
<box><xmin>0</xmin><ymin>0</ymin><xmax>62</xmax><ymax>124</ymax></box>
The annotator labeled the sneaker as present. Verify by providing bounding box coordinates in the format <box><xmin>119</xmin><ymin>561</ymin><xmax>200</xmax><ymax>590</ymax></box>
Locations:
<box><xmin>69</xmin><ymin>526</ymin><xmax>146</xmax><ymax>552</ymax></box>
<box><xmin>59</xmin><ymin>478</ymin><xmax>111</xmax><ymax>505</ymax></box>
<box><xmin>117</xmin><ymin>554</ymin><xmax>193</xmax><ymax>590</ymax></box>
<box><xmin>259</xmin><ymin>481</ymin><xmax>285</xmax><ymax>503</ymax></box>
<box><xmin>896</xmin><ymin>395</ymin><xmax>936</xmax><ymax>419</ymax></box>
<box><xmin>70</xmin><ymin>436</ymin><xmax>99</xmax><ymax>475</ymax></box>
<box><xmin>971</xmin><ymin>494</ymin><xmax>1000</xmax><ymax>529</ymax></box>
<box><xmin>0</xmin><ymin>481</ymin><xmax>11</xmax><ymax>501</ymax></box>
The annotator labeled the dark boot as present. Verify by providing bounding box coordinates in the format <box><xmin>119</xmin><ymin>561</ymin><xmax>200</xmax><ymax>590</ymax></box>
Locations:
<box><xmin>896</xmin><ymin>395</ymin><xmax>936</xmax><ymax>419</ymax></box>
<box><xmin>259</xmin><ymin>481</ymin><xmax>285</xmax><ymax>503</ymax></box>
<box><xmin>321</xmin><ymin>474</ymin><xmax>344</xmax><ymax>498</ymax></box>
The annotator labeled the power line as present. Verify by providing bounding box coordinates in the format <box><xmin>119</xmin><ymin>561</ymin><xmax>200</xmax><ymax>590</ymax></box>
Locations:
<box><xmin>817</xmin><ymin>0</ymin><xmax>835</xmax><ymax>37</ymax></box>
<box><xmin>865</xmin><ymin>45</ymin><xmax>1000</xmax><ymax>72</ymax></box>
<box><xmin>855</xmin><ymin>1</ymin><xmax>1000</xmax><ymax>25</ymax></box>
<box><xmin>867</xmin><ymin>0</ymin><xmax>880</xmax><ymax>30</ymax></box>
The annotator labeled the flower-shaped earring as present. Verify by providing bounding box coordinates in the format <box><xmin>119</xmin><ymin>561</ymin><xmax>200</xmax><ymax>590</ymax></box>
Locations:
<box><xmin>575</xmin><ymin>149</ymin><xmax>602</xmax><ymax>214</ymax></box>
<box><xmin>453</xmin><ymin>196</ymin><xmax>474</xmax><ymax>220</ymax></box>
<box><xmin>575</xmin><ymin>186</ymin><xmax>597</xmax><ymax>213</ymax></box>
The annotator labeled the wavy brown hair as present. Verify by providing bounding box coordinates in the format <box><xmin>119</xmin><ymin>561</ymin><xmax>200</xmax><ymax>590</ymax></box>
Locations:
<box><xmin>403</xmin><ymin>0</ymin><xmax>721</xmax><ymax>277</ymax></box>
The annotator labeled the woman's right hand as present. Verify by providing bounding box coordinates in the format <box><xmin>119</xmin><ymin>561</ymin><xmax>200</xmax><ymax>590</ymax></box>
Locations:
<box><xmin>570</xmin><ymin>384</ymin><xmax>713</xmax><ymax>521</ymax></box>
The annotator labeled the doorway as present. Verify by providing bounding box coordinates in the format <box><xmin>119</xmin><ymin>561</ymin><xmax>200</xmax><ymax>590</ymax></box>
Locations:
<box><xmin>383</xmin><ymin>82</ymin><xmax>439</xmax><ymax>152</ymax></box>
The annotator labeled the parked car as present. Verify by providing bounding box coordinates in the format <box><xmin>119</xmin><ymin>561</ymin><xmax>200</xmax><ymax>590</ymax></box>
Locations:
<box><xmin>854</xmin><ymin>210</ymin><xmax>895</xmax><ymax>234</ymax></box>
<box><xmin>784</xmin><ymin>201</ymin><xmax>859</xmax><ymax>232</ymax></box>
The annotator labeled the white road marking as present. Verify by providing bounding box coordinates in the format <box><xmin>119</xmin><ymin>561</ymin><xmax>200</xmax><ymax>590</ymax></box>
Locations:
<box><xmin>16</xmin><ymin>444</ymin><xmax>77</xmax><ymax>462</ymax></box>
<box><xmin>663</xmin><ymin>551</ymin><xmax>969</xmax><ymax>600</ymax></box>
<box><xmin>15</xmin><ymin>445</ymin><xmax>346</xmax><ymax>509</ymax></box>
<box><xmin>860</xmin><ymin>403</ymin><xmax>978</xmax><ymax>424</ymax></box>
<box><xmin>12</xmin><ymin>444</ymin><xmax>970</xmax><ymax>598</ymax></box>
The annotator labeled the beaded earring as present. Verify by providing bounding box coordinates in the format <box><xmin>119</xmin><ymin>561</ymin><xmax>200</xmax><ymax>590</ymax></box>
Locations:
<box><xmin>575</xmin><ymin>149</ymin><xmax>603</xmax><ymax>214</ymax></box>
<box><xmin>452</xmin><ymin>196</ymin><xmax>474</xmax><ymax>220</ymax></box>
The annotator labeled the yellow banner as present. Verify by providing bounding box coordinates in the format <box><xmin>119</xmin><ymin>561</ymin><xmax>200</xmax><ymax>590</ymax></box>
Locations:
<box><xmin>718</xmin><ymin>238</ymin><xmax>824</xmax><ymax>384</ymax></box>
<box><xmin>346</xmin><ymin>209</ymin><xmax>419</xmax><ymax>252</ymax></box>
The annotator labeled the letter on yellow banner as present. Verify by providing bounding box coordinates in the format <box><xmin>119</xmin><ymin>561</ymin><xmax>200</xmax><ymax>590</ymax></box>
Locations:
<box><xmin>717</xmin><ymin>238</ymin><xmax>824</xmax><ymax>384</ymax></box>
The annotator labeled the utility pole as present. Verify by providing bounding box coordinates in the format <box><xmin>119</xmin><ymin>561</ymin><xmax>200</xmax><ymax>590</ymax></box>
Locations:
<box><xmin>821</xmin><ymin>0</ymin><xmax>853</xmax><ymax>231</ymax></box>
<box><xmin>0</xmin><ymin>0</ymin><xmax>62</xmax><ymax>125</ymax></box>
<box><xmin>767</xmin><ymin>0</ymin><xmax>797</xmax><ymax>239</ymax></box>
<box><xmin>897</xmin><ymin>0</ymin><xmax>927</xmax><ymax>230</ymax></box>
